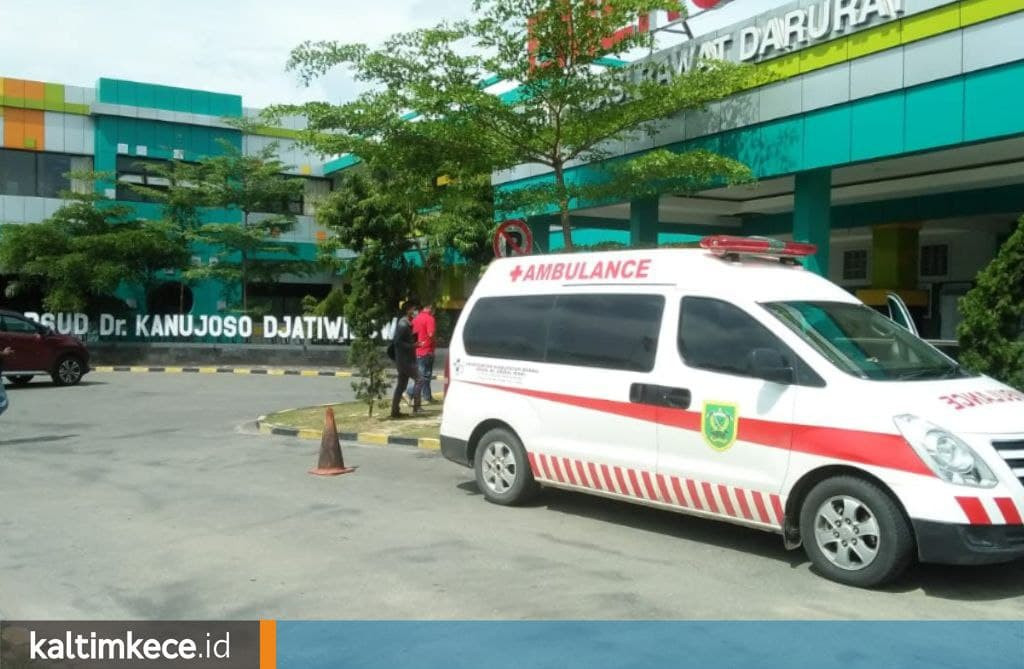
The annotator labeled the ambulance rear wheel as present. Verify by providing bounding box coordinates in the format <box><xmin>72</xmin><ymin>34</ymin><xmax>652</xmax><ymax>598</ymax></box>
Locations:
<box><xmin>799</xmin><ymin>476</ymin><xmax>914</xmax><ymax>588</ymax></box>
<box><xmin>474</xmin><ymin>428</ymin><xmax>539</xmax><ymax>506</ymax></box>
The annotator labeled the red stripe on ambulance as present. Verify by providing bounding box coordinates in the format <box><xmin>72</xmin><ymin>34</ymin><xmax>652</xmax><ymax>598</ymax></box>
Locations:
<box><xmin>718</xmin><ymin>485</ymin><xmax>737</xmax><ymax>517</ymax></box>
<box><xmin>956</xmin><ymin>497</ymin><xmax>991</xmax><ymax>525</ymax></box>
<box><xmin>734</xmin><ymin>488</ymin><xmax>754</xmax><ymax>520</ymax></box>
<box><xmin>671</xmin><ymin>477</ymin><xmax>689</xmax><ymax>507</ymax></box>
<box><xmin>770</xmin><ymin>494</ymin><xmax>786</xmax><ymax>525</ymax></box>
<box><xmin>588</xmin><ymin>462</ymin><xmax>604</xmax><ymax>491</ymax></box>
<box><xmin>562</xmin><ymin>458</ymin><xmax>578</xmax><ymax>485</ymax></box>
<box><xmin>995</xmin><ymin>497</ymin><xmax>1023</xmax><ymax>525</ymax></box>
<box><xmin>466</xmin><ymin>382</ymin><xmax>933</xmax><ymax>477</ymax></box>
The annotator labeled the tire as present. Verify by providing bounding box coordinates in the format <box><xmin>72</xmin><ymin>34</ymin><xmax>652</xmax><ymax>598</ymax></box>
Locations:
<box><xmin>51</xmin><ymin>355</ymin><xmax>85</xmax><ymax>386</ymax></box>
<box><xmin>10</xmin><ymin>375</ymin><xmax>33</xmax><ymax>386</ymax></box>
<box><xmin>473</xmin><ymin>427</ymin><xmax>539</xmax><ymax>506</ymax></box>
<box><xmin>799</xmin><ymin>475</ymin><xmax>914</xmax><ymax>588</ymax></box>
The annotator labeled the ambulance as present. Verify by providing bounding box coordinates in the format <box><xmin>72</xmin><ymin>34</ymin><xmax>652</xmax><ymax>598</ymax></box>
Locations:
<box><xmin>439</xmin><ymin>236</ymin><xmax>1024</xmax><ymax>587</ymax></box>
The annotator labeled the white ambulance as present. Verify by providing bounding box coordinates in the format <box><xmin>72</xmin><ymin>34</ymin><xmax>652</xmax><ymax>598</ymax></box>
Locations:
<box><xmin>439</xmin><ymin>236</ymin><xmax>1024</xmax><ymax>587</ymax></box>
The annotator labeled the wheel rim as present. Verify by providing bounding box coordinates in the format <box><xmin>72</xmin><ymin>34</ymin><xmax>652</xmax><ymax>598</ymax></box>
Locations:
<box><xmin>813</xmin><ymin>495</ymin><xmax>881</xmax><ymax>571</ymax></box>
<box><xmin>59</xmin><ymin>359</ymin><xmax>81</xmax><ymax>384</ymax></box>
<box><xmin>481</xmin><ymin>441</ymin><xmax>518</xmax><ymax>495</ymax></box>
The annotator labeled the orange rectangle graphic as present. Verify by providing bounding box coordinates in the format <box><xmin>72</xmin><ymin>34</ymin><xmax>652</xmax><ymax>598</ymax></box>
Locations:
<box><xmin>259</xmin><ymin>619</ymin><xmax>276</xmax><ymax>669</ymax></box>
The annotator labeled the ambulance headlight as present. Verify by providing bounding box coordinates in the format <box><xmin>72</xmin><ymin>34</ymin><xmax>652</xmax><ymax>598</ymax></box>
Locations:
<box><xmin>893</xmin><ymin>414</ymin><xmax>997</xmax><ymax>488</ymax></box>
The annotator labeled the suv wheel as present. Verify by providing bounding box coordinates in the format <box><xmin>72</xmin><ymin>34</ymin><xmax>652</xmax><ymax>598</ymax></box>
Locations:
<box><xmin>799</xmin><ymin>475</ymin><xmax>914</xmax><ymax>588</ymax></box>
<box><xmin>52</xmin><ymin>355</ymin><xmax>85</xmax><ymax>386</ymax></box>
<box><xmin>473</xmin><ymin>427</ymin><xmax>539</xmax><ymax>506</ymax></box>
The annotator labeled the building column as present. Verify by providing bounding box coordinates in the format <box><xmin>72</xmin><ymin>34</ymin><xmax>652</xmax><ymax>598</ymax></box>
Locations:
<box><xmin>871</xmin><ymin>223</ymin><xmax>920</xmax><ymax>290</ymax></box>
<box><xmin>630</xmin><ymin>196</ymin><xmax>659</xmax><ymax>247</ymax></box>
<box><xmin>792</xmin><ymin>168</ymin><xmax>832</xmax><ymax>276</ymax></box>
<box><xmin>527</xmin><ymin>218</ymin><xmax>550</xmax><ymax>254</ymax></box>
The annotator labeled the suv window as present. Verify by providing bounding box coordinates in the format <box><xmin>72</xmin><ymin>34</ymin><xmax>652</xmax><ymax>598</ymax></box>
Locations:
<box><xmin>546</xmin><ymin>294</ymin><xmax>664</xmax><ymax>372</ymax></box>
<box><xmin>0</xmin><ymin>315</ymin><xmax>39</xmax><ymax>334</ymax></box>
<box><xmin>463</xmin><ymin>295</ymin><xmax>554</xmax><ymax>362</ymax></box>
<box><xmin>678</xmin><ymin>297</ymin><xmax>823</xmax><ymax>386</ymax></box>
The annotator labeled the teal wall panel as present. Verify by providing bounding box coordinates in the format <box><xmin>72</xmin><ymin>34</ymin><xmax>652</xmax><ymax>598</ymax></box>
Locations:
<box><xmin>496</xmin><ymin>62</ymin><xmax>1024</xmax><ymax>212</ymax></box>
<box><xmin>964</xmin><ymin>61</ymin><xmax>1024</xmax><ymax>142</ymax></box>
<box><xmin>752</xmin><ymin>118</ymin><xmax>803</xmax><ymax>176</ymax></box>
<box><xmin>850</xmin><ymin>95</ymin><xmax>904</xmax><ymax>161</ymax></box>
<box><xmin>803</xmin><ymin>107</ymin><xmax>851</xmax><ymax>169</ymax></box>
<box><xmin>97</xmin><ymin>78</ymin><xmax>242</xmax><ymax>117</ymax></box>
<box><xmin>905</xmin><ymin>79</ymin><xmax>964</xmax><ymax>151</ymax></box>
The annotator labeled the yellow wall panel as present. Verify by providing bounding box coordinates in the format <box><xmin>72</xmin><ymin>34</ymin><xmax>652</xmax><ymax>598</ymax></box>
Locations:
<box><xmin>901</xmin><ymin>4</ymin><xmax>961</xmax><ymax>44</ymax></box>
<box><xmin>961</xmin><ymin>0</ymin><xmax>1024</xmax><ymax>25</ymax></box>
<box><xmin>799</xmin><ymin>39</ymin><xmax>849</xmax><ymax>73</ymax></box>
<box><xmin>847</xmin><ymin>22</ymin><xmax>901</xmax><ymax>59</ymax></box>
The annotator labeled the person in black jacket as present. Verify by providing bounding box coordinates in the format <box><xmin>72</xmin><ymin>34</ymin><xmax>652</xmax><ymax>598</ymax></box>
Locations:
<box><xmin>391</xmin><ymin>302</ymin><xmax>423</xmax><ymax>418</ymax></box>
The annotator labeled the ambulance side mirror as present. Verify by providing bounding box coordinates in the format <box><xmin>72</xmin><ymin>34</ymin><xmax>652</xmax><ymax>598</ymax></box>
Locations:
<box><xmin>748</xmin><ymin>348</ymin><xmax>794</xmax><ymax>385</ymax></box>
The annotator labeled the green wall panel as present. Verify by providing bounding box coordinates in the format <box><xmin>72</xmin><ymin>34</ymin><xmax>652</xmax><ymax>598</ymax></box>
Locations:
<box><xmin>964</xmin><ymin>61</ymin><xmax>1024</xmax><ymax>142</ymax></box>
<box><xmin>98</xmin><ymin>78</ymin><xmax>243</xmax><ymax>117</ymax></box>
<box><xmin>905</xmin><ymin>79</ymin><xmax>965</xmax><ymax>152</ymax></box>
<box><xmin>850</xmin><ymin>95</ymin><xmax>905</xmax><ymax>161</ymax></box>
<box><xmin>803</xmin><ymin>107</ymin><xmax>851</xmax><ymax>170</ymax></box>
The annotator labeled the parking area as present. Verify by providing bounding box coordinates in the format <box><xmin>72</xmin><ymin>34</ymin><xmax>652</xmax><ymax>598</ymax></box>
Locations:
<box><xmin>2</xmin><ymin>373</ymin><xmax>1024</xmax><ymax>620</ymax></box>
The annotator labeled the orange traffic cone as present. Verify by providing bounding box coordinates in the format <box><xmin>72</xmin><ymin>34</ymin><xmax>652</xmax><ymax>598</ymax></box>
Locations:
<box><xmin>309</xmin><ymin>407</ymin><xmax>355</xmax><ymax>476</ymax></box>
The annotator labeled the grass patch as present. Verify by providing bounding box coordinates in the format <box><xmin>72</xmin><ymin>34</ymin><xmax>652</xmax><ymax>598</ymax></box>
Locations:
<box><xmin>265</xmin><ymin>397</ymin><xmax>443</xmax><ymax>440</ymax></box>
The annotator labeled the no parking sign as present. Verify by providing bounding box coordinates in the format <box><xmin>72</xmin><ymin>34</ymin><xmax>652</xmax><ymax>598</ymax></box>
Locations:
<box><xmin>493</xmin><ymin>219</ymin><xmax>534</xmax><ymax>258</ymax></box>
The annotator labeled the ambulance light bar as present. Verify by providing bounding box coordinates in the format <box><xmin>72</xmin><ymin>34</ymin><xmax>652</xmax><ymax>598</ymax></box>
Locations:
<box><xmin>700</xmin><ymin>235</ymin><xmax>817</xmax><ymax>260</ymax></box>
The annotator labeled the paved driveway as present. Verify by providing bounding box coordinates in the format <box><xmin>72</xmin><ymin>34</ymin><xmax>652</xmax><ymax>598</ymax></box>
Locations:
<box><xmin>1</xmin><ymin>373</ymin><xmax>1023</xmax><ymax>619</ymax></box>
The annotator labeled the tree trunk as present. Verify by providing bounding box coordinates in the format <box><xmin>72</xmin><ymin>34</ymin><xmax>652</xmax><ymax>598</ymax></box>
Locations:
<box><xmin>241</xmin><ymin>254</ymin><xmax>248</xmax><ymax>313</ymax></box>
<box><xmin>178</xmin><ymin>281</ymin><xmax>186</xmax><ymax>315</ymax></box>
<box><xmin>554</xmin><ymin>163</ymin><xmax>572</xmax><ymax>250</ymax></box>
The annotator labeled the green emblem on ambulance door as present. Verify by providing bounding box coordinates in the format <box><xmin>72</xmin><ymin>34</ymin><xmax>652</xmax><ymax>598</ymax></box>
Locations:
<box><xmin>702</xmin><ymin>402</ymin><xmax>739</xmax><ymax>451</ymax></box>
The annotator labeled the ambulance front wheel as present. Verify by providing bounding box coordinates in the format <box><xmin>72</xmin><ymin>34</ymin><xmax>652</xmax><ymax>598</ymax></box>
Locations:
<box><xmin>799</xmin><ymin>476</ymin><xmax>915</xmax><ymax>588</ymax></box>
<box><xmin>474</xmin><ymin>428</ymin><xmax>539</xmax><ymax>506</ymax></box>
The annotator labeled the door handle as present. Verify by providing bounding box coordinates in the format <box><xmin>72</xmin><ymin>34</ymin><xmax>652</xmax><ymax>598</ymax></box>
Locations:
<box><xmin>630</xmin><ymin>384</ymin><xmax>691</xmax><ymax>410</ymax></box>
<box><xmin>663</xmin><ymin>387</ymin><xmax>692</xmax><ymax>410</ymax></box>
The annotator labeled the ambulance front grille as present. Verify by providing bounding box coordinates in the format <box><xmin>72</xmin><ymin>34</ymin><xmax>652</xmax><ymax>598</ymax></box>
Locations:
<box><xmin>992</xmin><ymin>439</ymin><xmax>1024</xmax><ymax>486</ymax></box>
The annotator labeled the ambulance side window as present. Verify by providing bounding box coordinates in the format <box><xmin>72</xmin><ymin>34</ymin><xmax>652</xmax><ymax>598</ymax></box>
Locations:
<box><xmin>546</xmin><ymin>294</ymin><xmax>664</xmax><ymax>372</ymax></box>
<box><xmin>463</xmin><ymin>295</ymin><xmax>553</xmax><ymax>362</ymax></box>
<box><xmin>678</xmin><ymin>296</ymin><xmax>822</xmax><ymax>386</ymax></box>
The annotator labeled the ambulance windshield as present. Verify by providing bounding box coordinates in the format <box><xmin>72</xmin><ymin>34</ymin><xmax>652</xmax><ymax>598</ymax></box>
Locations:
<box><xmin>763</xmin><ymin>301</ymin><xmax>973</xmax><ymax>381</ymax></box>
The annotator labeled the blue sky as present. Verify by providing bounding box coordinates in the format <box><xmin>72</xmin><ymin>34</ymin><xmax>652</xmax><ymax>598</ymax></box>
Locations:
<box><xmin>1</xmin><ymin>0</ymin><xmax>784</xmax><ymax>108</ymax></box>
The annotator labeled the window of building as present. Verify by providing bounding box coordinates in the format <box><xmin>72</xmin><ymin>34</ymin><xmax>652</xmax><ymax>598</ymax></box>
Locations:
<box><xmin>462</xmin><ymin>295</ymin><xmax>554</xmax><ymax>362</ymax></box>
<box><xmin>37</xmin><ymin>154</ymin><xmax>73</xmax><ymax>197</ymax></box>
<box><xmin>0</xmin><ymin>149</ymin><xmax>79</xmax><ymax>197</ymax></box>
<box><xmin>546</xmin><ymin>294</ymin><xmax>664</xmax><ymax>371</ymax></box>
<box><xmin>678</xmin><ymin>296</ymin><xmax>822</xmax><ymax>386</ymax></box>
<box><xmin>0</xmin><ymin>148</ymin><xmax>39</xmax><ymax>196</ymax></box>
<box><xmin>116</xmin><ymin>156</ymin><xmax>173</xmax><ymax>202</ymax></box>
<box><xmin>920</xmin><ymin>244</ymin><xmax>949</xmax><ymax>277</ymax></box>
<box><xmin>842</xmin><ymin>249</ymin><xmax>868</xmax><ymax>281</ymax></box>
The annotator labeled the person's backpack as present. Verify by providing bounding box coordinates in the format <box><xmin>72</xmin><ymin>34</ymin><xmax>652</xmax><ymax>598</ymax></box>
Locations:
<box><xmin>386</xmin><ymin>341</ymin><xmax>396</xmax><ymax>361</ymax></box>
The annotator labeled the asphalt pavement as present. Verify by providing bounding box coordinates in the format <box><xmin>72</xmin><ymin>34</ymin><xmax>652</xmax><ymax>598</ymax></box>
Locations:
<box><xmin>1</xmin><ymin>372</ymin><xmax>1023</xmax><ymax>620</ymax></box>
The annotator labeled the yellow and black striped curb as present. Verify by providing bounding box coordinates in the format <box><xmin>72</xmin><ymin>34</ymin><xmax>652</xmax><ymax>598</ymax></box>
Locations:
<box><xmin>255</xmin><ymin>415</ymin><xmax>440</xmax><ymax>452</ymax></box>
<box><xmin>94</xmin><ymin>366</ymin><xmax>450</xmax><ymax>381</ymax></box>
<box><xmin>94</xmin><ymin>365</ymin><xmax>354</xmax><ymax>377</ymax></box>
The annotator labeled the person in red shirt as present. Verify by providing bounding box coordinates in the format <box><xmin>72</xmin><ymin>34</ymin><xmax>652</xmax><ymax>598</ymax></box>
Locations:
<box><xmin>406</xmin><ymin>302</ymin><xmax>437</xmax><ymax>405</ymax></box>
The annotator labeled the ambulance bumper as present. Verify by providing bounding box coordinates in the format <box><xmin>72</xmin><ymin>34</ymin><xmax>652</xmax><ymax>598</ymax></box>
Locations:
<box><xmin>440</xmin><ymin>435</ymin><xmax>472</xmax><ymax>467</ymax></box>
<box><xmin>914</xmin><ymin>520</ymin><xmax>1024</xmax><ymax>565</ymax></box>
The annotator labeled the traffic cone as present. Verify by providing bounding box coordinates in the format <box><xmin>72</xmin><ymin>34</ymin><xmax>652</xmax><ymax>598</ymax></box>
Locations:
<box><xmin>309</xmin><ymin>407</ymin><xmax>355</xmax><ymax>476</ymax></box>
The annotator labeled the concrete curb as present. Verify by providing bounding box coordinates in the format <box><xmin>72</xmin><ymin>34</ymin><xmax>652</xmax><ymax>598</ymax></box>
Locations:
<box><xmin>94</xmin><ymin>365</ymin><xmax>355</xmax><ymax>377</ymax></box>
<box><xmin>255</xmin><ymin>414</ymin><xmax>441</xmax><ymax>451</ymax></box>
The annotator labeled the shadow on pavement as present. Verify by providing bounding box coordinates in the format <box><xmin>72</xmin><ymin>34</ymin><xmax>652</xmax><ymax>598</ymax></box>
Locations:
<box><xmin>4</xmin><ymin>380</ymin><xmax>106</xmax><ymax>391</ymax></box>
<box><xmin>0</xmin><ymin>434</ymin><xmax>78</xmax><ymax>446</ymax></box>
<box><xmin>463</xmin><ymin>482</ymin><xmax>1024</xmax><ymax>599</ymax></box>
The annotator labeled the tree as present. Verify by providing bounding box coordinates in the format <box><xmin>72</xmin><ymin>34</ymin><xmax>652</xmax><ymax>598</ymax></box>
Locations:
<box><xmin>315</xmin><ymin>169</ymin><xmax>414</xmax><ymax>416</ymax></box>
<box><xmin>957</xmin><ymin>216</ymin><xmax>1024</xmax><ymax>389</ymax></box>
<box><xmin>0</xmin><ymin>193</ymin><xmax>189</xmax><ymax>314</ymax></box>
<box><xmin>185</xmin><ymin>141</ymin><xmax>313</xmax><ymax>312</ymax></box>
<box><xmin>286</xmin><ymin>0</ymin><xmax>760</xmax><ymax>250</ymax></box>
<box><xmin>127</xmin><ymin>159</ymin><xmax>206</xmax><ymax>314</ymax></box>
